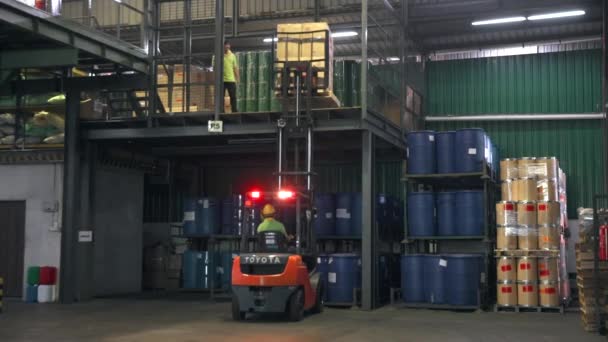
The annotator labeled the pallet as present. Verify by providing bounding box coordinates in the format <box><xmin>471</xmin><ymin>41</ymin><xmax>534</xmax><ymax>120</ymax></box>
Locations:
<box><xmin>494</xmin><ymin>249</ymin><xmax>559</xmax><ymax>258</ymax></box>
<box><xmin>395</xmin><ymin>302</ymin><xmax>480</xmax><ymax>311</ymax></box>
<box><xmin>493</xmin><ymin>304</ymin><xmax>564</xmax><ymax>314</ymax></box>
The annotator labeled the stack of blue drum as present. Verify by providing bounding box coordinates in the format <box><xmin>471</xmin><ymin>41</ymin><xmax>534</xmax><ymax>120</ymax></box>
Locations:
<box><xmin>182</xmin><ymin>250</ymin><xmax>237</xmax><ymax>290</ymax></box>
<box><xmin>407</xmin><ymin>190</ymin><xmax>485</xmax><ymax>237</ymax></box>
<box><xmin>313</xmin><ymin>192</ymin><xmax>363</xmax><ymax>237</ymax></box>
<box><xmin>406</xmin><ymin>129</ymin><xmax>498</xmax><ymax>176</ymax></box>
<box><xmin>183</xmin><ymin>197</ymin><xmax>220</xmax><ymax>236</ymax></box>
<box><xmin>401</xmin><ymin>254</ymin><xmax>483</xmax><ymax>306</ymax></box>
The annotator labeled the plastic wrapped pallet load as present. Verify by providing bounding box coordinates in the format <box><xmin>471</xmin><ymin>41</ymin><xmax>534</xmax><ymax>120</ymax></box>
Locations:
<box><xmin>257</xmin><ymin>51</ymin><xmax>271</xmax><ymax>112</ymax></box>
<box><xmin>245</xmin><ymin>51</ymin><xmax>258</xmax><ymax>112</ymax></box>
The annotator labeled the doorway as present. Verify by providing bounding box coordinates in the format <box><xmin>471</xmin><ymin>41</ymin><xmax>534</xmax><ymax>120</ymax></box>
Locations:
<box><xmin>0</xmin><ymin>201</ymin><xmax>25</xmax><ymax>297</ymax></box>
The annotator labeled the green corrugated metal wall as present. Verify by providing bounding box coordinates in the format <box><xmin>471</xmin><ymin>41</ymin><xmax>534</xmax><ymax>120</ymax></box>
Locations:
<box><xmin>427</xmin><ymin>120</ymin><xmax>602</xmax><ymax>218</ymax></box>
<box><xmin>427</xmin><ymin>49</ymin><xmax>602</xmax><ymax>115</ymax></box>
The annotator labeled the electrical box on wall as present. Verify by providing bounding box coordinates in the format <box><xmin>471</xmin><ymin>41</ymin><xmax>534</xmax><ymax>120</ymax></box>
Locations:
<box><xmin>42</xmin><ymin>200</ymin><xmax>59</xmax><ymax>213</ymax></box>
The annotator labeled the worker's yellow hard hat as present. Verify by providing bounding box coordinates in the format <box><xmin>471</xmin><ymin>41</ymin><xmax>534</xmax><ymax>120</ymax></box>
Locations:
<box><xmin>262</xmin><ymin>203</ymin><xmax>276</xmax><ymax>217</ymax></box>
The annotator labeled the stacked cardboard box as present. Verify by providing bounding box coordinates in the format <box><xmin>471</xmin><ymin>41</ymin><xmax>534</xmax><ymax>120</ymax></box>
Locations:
<box><xmin>576</xmin><ymin>209</ymin><xmax>608</xmax><ymax>332</ymax></box>
<box><xmin>157</xmin><ymin>64</ymin><xmax>207</xmax><ymax>113</ymax></box>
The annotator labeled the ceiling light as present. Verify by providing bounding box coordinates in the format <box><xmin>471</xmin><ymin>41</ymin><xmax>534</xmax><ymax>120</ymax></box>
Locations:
<box><xmin>528</xmin><ymin>10</ymin><xmax>585</xmax><ymax>21</ymax></box>
<box><xmin>332</xmin><ymin>31</ymin><xmax>358</xmax><ymax>38</ymax></box>
<box><xmin>472</xmin><ymin>16</ymin><xmax>526</xmax><ymax>26</ymax></box>
<box><xmin>263</xmin><ymin>37</ymin><xmax>278</xmax><ymax>43</ymax></box>
<box><xmin>387</xmin><ymin>57</ymin><xmax>400</xmax><ymax>61</ymax></box>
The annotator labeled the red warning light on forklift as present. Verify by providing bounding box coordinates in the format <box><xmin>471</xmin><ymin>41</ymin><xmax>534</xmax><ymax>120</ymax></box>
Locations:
<box><xmin>277</xmin><ymin>189</ymin><xmax>295</xmax><ymax>200</ymax></box>
<box><xmin>247</xmin><ymin>190</ymin><xmax>262</xmax><ymax>200</ymax></box>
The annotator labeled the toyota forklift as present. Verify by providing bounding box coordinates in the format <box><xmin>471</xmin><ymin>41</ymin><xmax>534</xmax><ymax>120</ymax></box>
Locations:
<box><xmin>230</xmin><ymin>61</ymin><xmax>324</xmax><ymax>321</ymax></box>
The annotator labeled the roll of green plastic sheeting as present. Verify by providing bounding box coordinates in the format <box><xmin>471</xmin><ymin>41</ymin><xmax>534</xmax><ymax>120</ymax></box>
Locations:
<box><xmin>333</xmin><ymin>60</ymin><xmax>346</xmax><ymax>107</ymax></box>
<box><xmin>245</xmin><ymin>51</ymin><xmax>258</xmax><ymax>112</ymax></box>
<box><xmin>257</xmin><ymin>51</ymin><xmax>271</xmax><ymax>112</ymax></box>
<box><xmin>349</xmin><ymin>61</ymin><xmax>361</xmax><ymax>107</ymax></box>
<box><xmin>236</xmin><ymin>52</ymin><xmax>247</xmax><ymax>113</ymax></box>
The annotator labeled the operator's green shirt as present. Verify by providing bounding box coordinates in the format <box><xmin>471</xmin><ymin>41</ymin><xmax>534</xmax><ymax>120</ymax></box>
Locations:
<box><xmin>223</xmin><ymin>51</ymin><xmax>238</xmax><ymax>82</ymax></box>
<box><xmin>257</xmin><ymin>218</ymin><xmax>288</xmax><ymax>237</ymax></box>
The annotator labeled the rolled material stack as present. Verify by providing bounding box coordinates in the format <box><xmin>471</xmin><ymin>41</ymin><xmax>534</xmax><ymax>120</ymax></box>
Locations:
<box><xmin>496</xmin><ymin>157</ymin><xmax>567</xmax><ymax>310</ymax></box>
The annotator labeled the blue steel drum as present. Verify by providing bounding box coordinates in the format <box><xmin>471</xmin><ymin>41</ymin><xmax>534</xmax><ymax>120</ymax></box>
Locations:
<box><xmin>436</xmin><ymin>192</ymin><xmax>456</xmax><ymax>236</ymax></box>
<box><xmin>219</xmin><ymin>252</ymin><xmax>237</xmax><ymax>290</ymax></box>
<box><xmin>454</xmin><ymin>128</ymin><xmax>486</xmax><ymax>173</ymax></box>
<box><xmin>198</xmin><ymin>198</ymin><xmax>220</xmax><ymax>236</ymax></box>
<box><xmin>183</xmin><ymin>250</ymin><xmax>203</xmax><ymax>289</ymax></box>
<box><xmin>454</xmin><ymin>190</ymin><xmax>484</xmax><ymax>236</ymax></box>
<box><xmin>407</xmin><ymin>192</ymin><xmax>436</xmax><ymax>237</ymax></box>
<box><xmin>183</xmin><ymin>198</ymin><xmax>198</xmax><ymax>236</ymax></box>
<box><xmin>406</xmin><ymin>131</ymin><xmax>436</xmax><ymax>174</ymax></box>
<box><xmin>376</xmin><ymin>193</ymin><xmax>389</xmax><ymax>225</ymax></box>
<box><xmin>314</xmin><ymin>193</ymin><xmax>336</xmax><ymax>237</ymax></box>
<box><xmin>221</xmin><ymin>198</ymin><xmax>234</xmax><ymax>235</ymax></box>
<box><xmin>335</xmin><ymin>192</ymin><xmax>353</xmax><ymax>236</ymax></box>
<box><xmin>317</xmin><ymin>254</ymin><xmax>330</xmax><ymax>301</ymax></box>
<box><xmin>400</xmin><ymin>254</ymin><xmax>425</xmax><ymax>303</ymax></box>
<box><xmin>26</xmin><ymin>285</ymin><xmax>38</xmax><ymax>303</ymax></box>
<box><xmin>424</xmin><ymin>255</ymin><xmax>447</xmax><ymax>304</ymax></box>
<box><xmin>327</xmin><ymin>254</ymin><xmax>361</xmax><ymax>304</ymax></box>
<box><xmin>445</xmin><ymin>254</ymin><xmax>483</xmax><ymax>306</ymax></box>
<box><xmin>351</xmin><ymin>193</ymin><xmax>362</xmax><ymax>237</ymax></box>
<box><xmin>436</xmin><ymin>131</ymin><xmax>455</xmax><ymax>174</ymax></box>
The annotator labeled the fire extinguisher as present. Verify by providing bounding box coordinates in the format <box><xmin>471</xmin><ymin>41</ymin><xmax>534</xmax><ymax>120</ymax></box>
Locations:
<box><xmin>600</xmin><ymin>224</ymin><xmax>607</xmax><ymax>261</ymax></box>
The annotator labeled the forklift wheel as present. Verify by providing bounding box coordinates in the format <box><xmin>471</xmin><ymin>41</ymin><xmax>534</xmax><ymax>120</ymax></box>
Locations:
<box><xmin>232</xmin><ymin>295</ymin><xmax>245</xmax><ymax>321</ymax></box>
<box><xmin>288</xmin><ymin>289</ymin><xmax>304</xmax><ymax>322</ymax></box>
<box><xmin>311</xmin><ymin>281</ymin><xmax>324</xmax><ymax>314</ymax></box>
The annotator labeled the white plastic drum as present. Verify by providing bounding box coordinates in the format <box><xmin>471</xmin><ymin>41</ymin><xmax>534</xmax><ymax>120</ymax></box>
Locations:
<box><xmin>497</xmin><ymin>226</ymin><xmax>518</xmax><ymax>250</ymax></box>
<box><xmin>496</xmin><ymin>201</ymin><xmax>517</xmax><ymax>226</ymax></box>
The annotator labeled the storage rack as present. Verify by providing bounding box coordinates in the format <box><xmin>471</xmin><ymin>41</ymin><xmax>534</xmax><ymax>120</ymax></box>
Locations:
<box><xmin>397</xmin><ymin>162</ymin><xmax>497</xmax><ymax>310</ymax></box>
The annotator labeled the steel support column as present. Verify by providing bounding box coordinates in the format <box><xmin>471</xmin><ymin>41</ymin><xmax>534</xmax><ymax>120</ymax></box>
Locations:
<box><xmin>76</xmin><ymin>141</ymin><xmax>96</xmax><ymax>301</ymax></box>
<box><xmin>603</xmin><ymin>0</ymin><xmax>608</xmax><ymax>192</ymax></box>
<box><xmin>314</xmin><ymin>0</ymin><xmax>320</xmax><ymax>22</ymax></box>
<box><xmin>232</xmin><ymin>0</ymin><xmax>239</xmax><ymax>36</ymax></box>
<box><xmin>59</xmin><ymin>87</ymin><xmax>81</xmax><ymax>303</ymax></box>
<box><xmin>147</xmin><ymin>0</ymin><xmax>158</xmax><ymax>123</ymax></box>
<box><xmin>399</xmin><ymin>0</ymin><xmax>408</xmax><ymax>133</ymax></box>
<box><xmin>361</xmin><ymin>0</ymin><xmax>368</xmax><ymax>120</ymax></box>
<box><xmin>361</xmin><ymin>130</ymin><xmax>375</xmax><ymax>311</ymax></box>
<box><xmin>214</xmin><ymin>0</ymin><xmax>225</xmax><ymax>119</ymax></box>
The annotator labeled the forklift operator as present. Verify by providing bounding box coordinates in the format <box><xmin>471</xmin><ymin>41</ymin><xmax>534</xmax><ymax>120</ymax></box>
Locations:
<box><xmin>257</xmin><ymin>204</ymin><xmax>291</xmax><ymax>239</ymax></box>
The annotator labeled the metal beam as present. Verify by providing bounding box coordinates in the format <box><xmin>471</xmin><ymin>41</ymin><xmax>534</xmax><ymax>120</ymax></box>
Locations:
<box><xmin>361</xmin><ymin>0</ymin><xmax>368</xmax><ymax>120</ymax></box>
<box><xmin>0</xmin><ymin>74</ymin><xmax>149</xmax><ymax>96</ymax></box>
<box><xmin>361</xmin><ymin>130</ymin><xmax>375</xmax><ymax>311</ymax></box>
<box><xmin>214</xmin><ymin>0</ymin><xmax>224</xmax><ymax>119</ymax></box>
<box><xmin>0</xmin><ymin>48</ymin><xmax>78</xmax><ymax>69</ymax></box>
<box><xmin>59</xmin><ymin>86</ymin><xmax>81</xmax><ymax>304</ymax></box>
<box><xmin>426</xmin><ymin>113</ymin><xmax>605</xmax><ymax>121</ymax></box>
<box><xmin>0</xmin><ymin>0</ymin><xmax>149</xmax><ymax>73</ymax></box>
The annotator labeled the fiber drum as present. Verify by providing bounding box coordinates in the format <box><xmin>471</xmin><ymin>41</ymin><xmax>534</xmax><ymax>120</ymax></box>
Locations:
<box><xmin>454</xmin><ymin>190</ymin><xmax>483</xmax><ymax>236</ymax></box>
<box><xmin>501</xmin><ymin>180</ymin><xmax>516</xmax><ymax>201</ymax></box>
<box><xmin>516</xmin><ymin>178</ymin><xmax>537</xmax><ymax>201</ymax></box>
<box><xmin>517</xmin><ymin>201</ymin><xmax>537</xmax><ymax>226</ymax></box>
<box><xmin>539</xmin><ymin>281</ymin><xmax>560</xmax><ymax>307</ymax></box>
<box><xmin>517</xmin><ymin>257</ymin><xmax>537</xmax><ymax>282</ymax></box>
<box><xmin>198</xmin><ymin>198</ymin><xmax>220</xmax><ymax>236</ymax></box>
<box><xmin>517</xmin><ymin>158</ymin><xmax>536</xmax><ymax>178</ymax></box>
<box><xmin>539</xmin><ymin>224</ymin><xmax>560</xmax><ymax>250</ymax></box>
<box><xmin>538</xmin><ymin>257</ymin><xmax>558</xmax><ymax>282</ymax></box>
<box><xmin>406</xmin><ymin>131</ymin><xmax>436</xmax><ymax>174</ymax></box>
<box><xmin>313</xmin><ymin>193</ymin><xmax>336</xmax><ymax>237</ymax></box>
<box><xmin>536</xmin><ymin>157</ymin><xmax>558</xmax><ymax>179</ymax></box>
<box><xmin>496</xmin><ymin>201</ymin><xmax>517</xmax><ymax>226</ymax></box>
<box><xmin>327</xmin><ymin>254</ymin><xmax>361</xmax><ymax>304</ymax></box>
<box><xmin>500</xmin><ymin>158</ymin><xmax>518</xmax><ymax>180</ymax></box>
<box><xmin>518</xmin><ymin>226</ymin><xmax>539</xmax><ymax>250</ymax></box>
<box><xmin>400</xmin><ymin>254</ymin><xmax>425</xmax><ymax>303</ymax></box>
<box><xmin>497</xmin><ymin>226</ymin><xmax>518</xmax><ymax>250</ymax></box>
<box><xmin>423</xmin><ymin>255</ymin><xmax>447</xmax><ymax>304</ymax></box>
<box><xmin>518</xmin><ymin>281</ymin><xmax>538</xmax><ymax>307</ymax></box>
<box><xmin>537</xmin><ymin>178</ymin><xmax>558</xmax><ymax>201</ymax></box>
<box><xmin>497</xmin><ymin>281</ymin><xmax>517</xmax><ymax>307</ymax></box>
<box><xmin>407</xmin><ymin>192</ymin><xmax>435</xmax><ymax>237</ymax></box>
<box><xmin>497</xmin><ymin>256</ymin><xmax>516</xmax><ymax>282</ymax></box>
<box><xmin>454</xmin><ymin>128</ymin><xmax>486</xmax><ymax>173</ymax></box>
<box><xmin>537</xmin><ymin>201</ymin><xmax>560</xmax><ymax>226</ymax></box>
<box><xmin>436</xmin><ymin>131</ymin><xmax>455</xmax><ymax>173</ymax></box>
<box><xmin>437</xmin><ymin>192</ymin><xmax>456</xmax><ymax>236</ymax></box>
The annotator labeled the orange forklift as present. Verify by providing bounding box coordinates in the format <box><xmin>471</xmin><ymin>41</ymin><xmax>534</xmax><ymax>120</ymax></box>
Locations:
<box><xmin>230</xmin><ymin>61</ymin><xmax>324</xmax><ymax>321</ymax></box>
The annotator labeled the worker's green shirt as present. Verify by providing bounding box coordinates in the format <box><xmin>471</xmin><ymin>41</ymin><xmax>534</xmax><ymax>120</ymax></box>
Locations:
<box><xmin>257</xmin><ymin>218</ymin><xmax>287</xmax><ymax>236</ymax></box>
<box><xmin>223</xmin><ymin>51</ymin><xmax>238</xmax><ymax>82</ymax></box>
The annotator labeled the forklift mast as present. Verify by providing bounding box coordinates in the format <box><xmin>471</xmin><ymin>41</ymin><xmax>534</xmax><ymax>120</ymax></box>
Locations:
<box><xmin>276</xmin><ymin>61</ymin><xmax>316</xmax><ymax>255</ymax></box>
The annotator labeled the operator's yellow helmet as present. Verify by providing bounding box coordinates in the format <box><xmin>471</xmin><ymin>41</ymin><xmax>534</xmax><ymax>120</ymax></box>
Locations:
<box><xmin>262</xmin><ymin>203</ymin><xmax>276</xmax><ymax>218</ymax></box>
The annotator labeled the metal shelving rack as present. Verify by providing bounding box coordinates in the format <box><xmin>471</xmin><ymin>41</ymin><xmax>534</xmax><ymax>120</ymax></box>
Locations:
<box><xmin>398</xmin><ymin>162</ymin><xmax>497</xmax><ymax>310</ymax></box>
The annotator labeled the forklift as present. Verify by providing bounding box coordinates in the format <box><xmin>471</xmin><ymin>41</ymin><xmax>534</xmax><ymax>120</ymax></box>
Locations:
<box><xmin>230</xmin><ymin>61</ymin><xmax>324</xmax><ymax>321</ymax></box>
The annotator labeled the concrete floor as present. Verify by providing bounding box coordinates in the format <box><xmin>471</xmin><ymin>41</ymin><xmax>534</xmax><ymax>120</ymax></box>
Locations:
<box><xmin>0</xmin><ymin>295</ymin><xmax>604</xmax><ymax>342</ymax></box>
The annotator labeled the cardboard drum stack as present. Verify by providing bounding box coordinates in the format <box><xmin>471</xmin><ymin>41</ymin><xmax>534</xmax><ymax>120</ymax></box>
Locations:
<box><xmin>495</xmin><ymin>156</ymin><xmax>566</xmax><ymax>311</ymax></box>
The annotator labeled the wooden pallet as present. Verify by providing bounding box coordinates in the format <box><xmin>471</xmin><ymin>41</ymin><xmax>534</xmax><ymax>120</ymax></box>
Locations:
<box><xmin>494</xmin><ymin>249</ymin><xmax>559</xmax><ymax>257</ymax></box>
<box><xmin>494</xmin><ymin>304</ymin><xmax>564</xmax><ymax>313</ymax></box>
